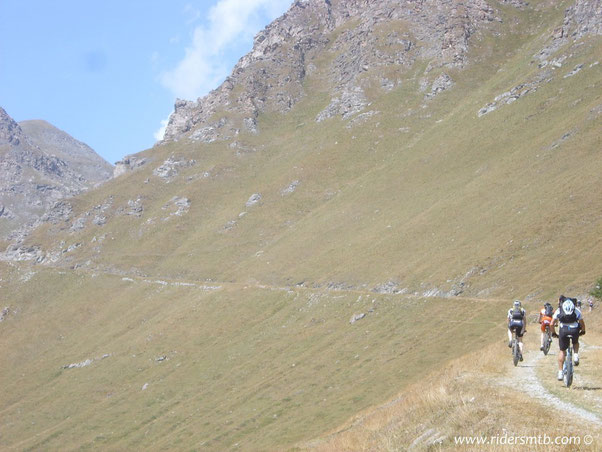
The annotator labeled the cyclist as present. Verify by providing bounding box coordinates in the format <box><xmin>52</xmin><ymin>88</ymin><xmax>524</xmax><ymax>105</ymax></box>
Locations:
<box><xmin>507</xmin><ymin>300</ymin><xmax>526</xmax><ymax>360</ymax></box>
<box><xmin>538</xmin><ymin>302</ymin><xmax>554</xmax><ymax>351</ymax></box>
<box><xmin>552</xmin><ymin>298</ymin><xmax>586</xmax><ymax>380</ymax></box>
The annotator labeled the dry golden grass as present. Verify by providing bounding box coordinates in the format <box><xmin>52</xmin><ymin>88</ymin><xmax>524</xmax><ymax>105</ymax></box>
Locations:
<box><xmin>300</xmin><ymin>307</ymin><xmax>602</xmax><ymax>451</ymax></box>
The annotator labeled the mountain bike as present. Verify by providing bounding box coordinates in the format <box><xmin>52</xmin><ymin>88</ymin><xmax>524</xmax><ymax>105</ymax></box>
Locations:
<box><xmin>542</xmin><ymin>325</ymin><xmax>552</xmax><ymax>355</ymax></box>
<box><xmin>563</xmin><ymin>335</ymin><xmax>575</xmax><ymax>388</ymax></box>
<box><xmin>511</xmin><ymin>330</ymin><xmax>521</xmax><ymax>366</ymax></box>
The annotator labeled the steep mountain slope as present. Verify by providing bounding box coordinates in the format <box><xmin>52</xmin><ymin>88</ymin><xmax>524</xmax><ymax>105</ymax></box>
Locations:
<box><xmin>19</xmin><ymin>0</ymin><xmax>601</xmax><ymax>297</ymax></box>
<box><xmin>19</xmin><ymin>120</ymin><xmax>113</xmax><ymax>185</ymax></box>
<box><xmin>1</xmin><ymin>0</ymin><xmax>601</xmax><ymax>450</ymax></box>
<box><xmin>0</xmin><ymin>107</ymin><xmax>112</xmax><ymax>243</ymax></box>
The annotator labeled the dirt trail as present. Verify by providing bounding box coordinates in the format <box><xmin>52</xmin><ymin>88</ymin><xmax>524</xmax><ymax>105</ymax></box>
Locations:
<box><xmin>499</xmin><ymin>343</ymin><xmax>601</xmax><ymax>424</ymax></box>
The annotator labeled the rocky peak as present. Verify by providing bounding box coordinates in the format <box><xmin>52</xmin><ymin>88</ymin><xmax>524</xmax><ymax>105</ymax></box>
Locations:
<box><xmin>0</xmin><ymin>107</ymin><xmax>112</xmax><ymax>240</ymax></box>
<box><xmin>19</xmin><ymin>120</ymin><xmax>113</xmax><ymax>183</ymax></box>
<box><xmin>161</xmin><ymin>0</ymin><xmax>500</xmax><ymax>144</ymax></box>
<box><xmin>0</xmin><ymin>107</ymin><xmax>27</xmax><ymax>147</ymax></box>
<box><xmin>160</xmin><ymin>0</ymin><xmax>601</xmax><ymax>146</ymax></box>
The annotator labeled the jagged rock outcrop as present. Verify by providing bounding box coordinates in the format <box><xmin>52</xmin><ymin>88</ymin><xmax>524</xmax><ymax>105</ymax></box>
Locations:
<box><xmin>161</xmin><ymin>0</ymin><xmax>502</xmax><ymax>143</ymax></box>
<box><xmin>162</xmin><ymin>196</ymin><xmax>191</xmax><ymax>217</ymax></box>
<box><xmin>153</xmin><ymin>155</ymin><xmax>196</xmax><ymax>181</ymax></box>
<box><xmin>538</xmin><ymin>0</ymin><xmax>602</xmax><ymax>61</ymax></box>
<box><xmin>114</xmin><ymin>155</ymin><xmax>147</xmax><ymax>177</ymax></box>
<box><xmin>0</xmin><ymin>107</ymin><xmax>112</xmax><ymax>240</ymax></box>
<box><xmin>0</xmin><ymin>107</ymin><xmax>26</xmax><ymax>146</ymax></box>
<box><xmin>479</xmin><ymin>0</ymin><xmax>601</xmax><ymax>117</ymax></box>
<box><xmin>559</xmin><ymin>0</ymin><xmax>602</xmax><ymax>41</ymax></box>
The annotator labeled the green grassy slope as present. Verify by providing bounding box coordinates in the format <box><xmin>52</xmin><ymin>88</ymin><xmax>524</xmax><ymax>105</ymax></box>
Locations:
<box><xmin>1</xmin><ymin>266</ymin><xmax>501</xmax><ymax>450</ymax></box>
<box><xmin>28</xmin><ymin>19</ymin><xmax>601</xmax><ymax>297</ymax></box>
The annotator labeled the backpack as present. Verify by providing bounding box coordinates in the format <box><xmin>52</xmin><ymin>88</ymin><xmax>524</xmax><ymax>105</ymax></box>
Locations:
<box><xmin>558</xmin><ymin>310</ymin><xmax>577</xmax><ymax>324</ymax></box>
<box><xmin>511</xmin><ymin>308</ymin><xmax>524</xmax><ymax>320</ymax></box>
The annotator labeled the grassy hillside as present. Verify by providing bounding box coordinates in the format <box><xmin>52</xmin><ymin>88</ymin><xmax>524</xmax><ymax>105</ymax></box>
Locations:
<box><xmin>304</xmin><ymin>308</ymin><xmax>602</xmax><ymax>451</ymax></box>
<box><xmin>1</xmin><ymin>1</ymin><xmax>601</xmax><ymax>450</ymax></box>
<box><xmin>23</xmin><ymin>3</ymin><xmax>601</xmax><ymax>298</ymax></box>
<box><xmin>2</xmin><ymin>265</ymin><xmax>503</xmax><ymax>450</ymax></box>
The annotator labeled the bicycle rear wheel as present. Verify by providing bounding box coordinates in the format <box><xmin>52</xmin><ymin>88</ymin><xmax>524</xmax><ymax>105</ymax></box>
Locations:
<box><xmin>543</xmin><ymin>327</ymin><xmax>551</xmax><ymax>355</ymax></box>
<box><xmin>564</xmin><ymin>347</ymin><xmax>573</xmax><ymax>387</ymax></box>
<box><xmin>512</xmin><ymin>335</ymin><xmax>519</xmax><ymax>366</ymax></box>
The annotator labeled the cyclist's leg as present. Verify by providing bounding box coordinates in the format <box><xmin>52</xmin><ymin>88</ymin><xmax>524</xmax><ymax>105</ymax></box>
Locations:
<box><xmin>507</xmin><ymin>327</ymin><xmax>513</xmax><ymax>347</ymax></box>
<box><xmin>573</xmin><ymin>334</ymin><xmax>580</xmax><ymax>364</ymax></box>
<box><xmin>517</xmin><ymin>324</ymin><xmax>524</xmax><ymax>354</ymax></box>
<box><xmin>558</xmin><ymin>329</ymin><xmax>568</xmax><ymax>371</ymax></box>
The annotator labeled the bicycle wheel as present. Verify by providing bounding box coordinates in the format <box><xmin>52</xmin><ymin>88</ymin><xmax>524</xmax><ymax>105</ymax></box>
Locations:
<box><xmin>564</xmin><ymin>347</ymin><xmax>573</xmax><ymax>388</ymax></box>
<box><xmin>543</xmin><ymin>327</ymin><xmax>551</xmax><ymax>355</ymax></box>
<box><xmin>512</xmin><ymin>337</ymin><xmax>519</xmax><ymax>367</ymax></box>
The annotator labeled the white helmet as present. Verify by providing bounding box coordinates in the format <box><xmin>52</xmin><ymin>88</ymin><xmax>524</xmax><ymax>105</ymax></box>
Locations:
<box><xmin>562</xmin><ymin>299</ymin><xmax>575</xmax><ymax>315</ymax></box>
<box><xmin>513</xmin><ymin>300</ymin><xmax>521</xmax><ymax>309</ymax></box>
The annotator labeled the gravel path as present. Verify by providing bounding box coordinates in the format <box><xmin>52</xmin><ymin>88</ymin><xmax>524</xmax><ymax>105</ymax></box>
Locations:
<box><xmin>502</xmin><ymin>347</ymin><xmax>601</xmax><ymax>424</ymax></box>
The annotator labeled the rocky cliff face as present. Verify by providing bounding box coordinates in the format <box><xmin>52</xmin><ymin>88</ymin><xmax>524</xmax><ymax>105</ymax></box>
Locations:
<box><xmin>0</xmin><ymin>107</ymin><xmax>112</xmax><ymax>239</ymax></box>
<box><xmin>160</xmin><ymin>0</ymin><xmax>504</xmax><ymax>143</ymax></box>
<box><xmin>161</xmin><ymin>0</ymin><xmax>601</xmax><ymax>145</ymax></box>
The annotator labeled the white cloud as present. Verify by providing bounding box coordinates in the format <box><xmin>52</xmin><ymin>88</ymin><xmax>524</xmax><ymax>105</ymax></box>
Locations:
<box><xmin>184</xmin><ymin>4</ymin><xmax>202</xmax><ymax>24</ymax></box>
<box><xmin>160</xmin><ymin>0</ymin><xmax>291</xmax><ymax>101</ymax></box>
<box><xmin>154</xmin><ymin>116</ymin><xmax>170</xmax><ymax>141</ymax></box>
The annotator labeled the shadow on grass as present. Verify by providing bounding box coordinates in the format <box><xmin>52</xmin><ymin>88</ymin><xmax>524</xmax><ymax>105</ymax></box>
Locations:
<box><xmin>572</xmin><ymin>386</ymin><xmax>602</xmax><ymax>391</ymax></box>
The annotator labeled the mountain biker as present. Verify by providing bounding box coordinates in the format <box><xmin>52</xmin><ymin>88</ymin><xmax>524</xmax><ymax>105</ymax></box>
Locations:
<box><xmin>552</xmin><ymin>298</ymin><xmax>586</xmax><ymax>380</ymax></box>
<box><xmin>538</xmin><ymin>302</ymin><xmax>554</xmax><ymax>351</ymax></box>
<box><xmin>507</xmin><ymin>300</ymin><xmax>526</xmax><ymax>360</ymax></box>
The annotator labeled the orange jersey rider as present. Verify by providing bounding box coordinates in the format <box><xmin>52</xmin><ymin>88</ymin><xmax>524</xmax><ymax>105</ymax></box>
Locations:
<box><xmin>538</xmin><ymin>302</ymin><xmax>554</xmax><ymax>350</ymax></box>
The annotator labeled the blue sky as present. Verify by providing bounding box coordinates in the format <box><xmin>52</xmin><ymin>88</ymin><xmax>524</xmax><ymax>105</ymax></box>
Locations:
<box><xmin>0</xmin><ymin>0</ymin><xmax>291</xmax><ymax>164</ymax></box>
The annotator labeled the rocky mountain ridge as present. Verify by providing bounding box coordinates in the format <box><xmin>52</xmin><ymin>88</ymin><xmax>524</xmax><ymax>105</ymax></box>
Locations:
<box><xmin>19</xmin><ymin>120</ymin><xmax>113</xmax><ymax>183</ymax></box>
<box><xmin>161</xmin><ymin>0</ymin><xmax>499</xmax><ymax>142</ymax></box>
<box><xmin>0</xmin><ymin>107</ymin><xmax>112</xmax><ymax>240</ymax></box>
<box><xmin>160</xmin><ymin>0</ymin><xmax>600</xmax><ymax>146</ymax></box>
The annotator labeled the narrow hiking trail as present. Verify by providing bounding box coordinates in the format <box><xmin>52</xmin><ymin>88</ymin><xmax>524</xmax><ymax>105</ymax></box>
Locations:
<box><xmin>78</xmin><ymin>267</ymin><xmax>510</xmax><ymax>303</ymax></box>
<box><xmin>499</xmin><ymin>338</ymin><xmax>601</xmax><ymax>424</ymax></box>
